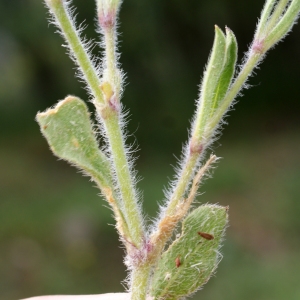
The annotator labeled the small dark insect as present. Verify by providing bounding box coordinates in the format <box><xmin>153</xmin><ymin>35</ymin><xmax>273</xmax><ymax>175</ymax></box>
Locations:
<box><xmin>175</xmin><ymin>256</ymin><xmax>181</xmax><ymax>267</ymax></box>
<box><xmin>198</xmin><ymin>231</ymin><xmax>214</xmax><ymax>240</ymax></box>
<box><xmin>43</xmin><ymin>125</ymin><xmax>48</xmax><ymax>130</ymax></box>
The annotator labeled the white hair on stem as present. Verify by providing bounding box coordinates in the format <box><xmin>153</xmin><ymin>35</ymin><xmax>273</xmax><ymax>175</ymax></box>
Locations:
<box><xmin>44</xmin><ymin>0</ymin><xmax>103</xmax><ymax>100</ymax></box>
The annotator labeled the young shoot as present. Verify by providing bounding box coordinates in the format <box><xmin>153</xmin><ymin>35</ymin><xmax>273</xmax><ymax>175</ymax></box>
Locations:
<box><xmin>38</xmin><ymin>1</ymin><xmax>300</xmax><ymax>299</ymax></box>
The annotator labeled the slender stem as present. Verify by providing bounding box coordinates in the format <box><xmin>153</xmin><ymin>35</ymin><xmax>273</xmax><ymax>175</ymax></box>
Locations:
<box><xmin>131</xmin><ymin>263</ymin><xmax>151</xmax><ymax>300</ymax></box>
<box><xmin>264</xmin><ymin>0</ymin><xmax>290</xmax><ymax>34</ymax></box>
<box><xmin>103</xmin><ymin>113</ymin><xmax>144</xmax><ymax>247</ymax></box>
<box><xmin>148</xmin><ymin>54</ymin><xmax>262</xmax><ymax>290</ymax></box>
<box><xmin>163</xmin><ymin>52</ymin><xmax>261</xmax><ymax>221</ymax></box>
<box><xmin>100</xmin><ymin>22</ymin><xmax>144</xmax><ymax>248</ymax></box>
<box><xmin>46</xmin><ymin>0</ymin><xmax>144</xmax><ymax>247</ymax></box>
<box><xmin>104</xmin><ymin>28</ymin><xmax>118</xmax><ymax>81</ymax></box>
<box><xmin>265</xmin><ymin>0</ymin><xmax>300</xmax><ymax>48</ymax></box>
<box><xmin>103</xmin><ymin>26</ymin><xmax>123</xmax><ymax>102</ymax></box>
<box><xmin>207</xmin><ymin>53</ymin><xmax>261</xmax><ymax>133</ymax></box>
<box><xmin>152</xmin><ymin>0</ymin><xmax>296</xmax><ymax>278</ymax></box>
<box><xmin>256</xmin><ymin>0</ymin><xmax>277</xmax><ymax>38</ymax></box>
<box><xmin>165</xmin><ymin>154</ymin><xmax>199</xmax><ymax>216</ymax></box>
<box><xmin>48</xmin><ymin>0</ymin><xmax>104</xmax><ymax>105</ymax></box>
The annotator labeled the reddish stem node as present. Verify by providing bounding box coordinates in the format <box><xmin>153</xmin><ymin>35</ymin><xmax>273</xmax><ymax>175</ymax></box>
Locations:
<box><xmin>190</xmin><ymin>141</ymin><xmax>204</xmax><ymax>155</ymax></box>
<box><xmin>252</xmin><ymin>39</ymin><xmax>265</xmax><ymax>54</ymax></box>
<box><xmin>98</xmin><ymin>11</ymin><xmax>116</xmax><ymax>29</ymax></box>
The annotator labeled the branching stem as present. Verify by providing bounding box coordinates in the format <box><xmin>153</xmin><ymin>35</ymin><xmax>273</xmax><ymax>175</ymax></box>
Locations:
<box><xmin>41</xmin><ymin>1</ymin><xmax>300</xmax><ymax>300</ymax></box>
<box><xmin>46</xmin><ymin>0</ymin><xmax>144</xmax><ymax>248</ymax></box>
<box><xmin>265</xmin><ymin>0</ymin><xmax>290</xmax><ymax>34</ymax></box>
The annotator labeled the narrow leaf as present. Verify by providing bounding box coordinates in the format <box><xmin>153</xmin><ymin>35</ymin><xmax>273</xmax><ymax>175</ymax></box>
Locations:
<box><xmin>151</xmin><ymin>204</ymin><xmax>228</xmax><ymax>300</ymax></box>
<box><xmin>255</xmin><ymin>0</ymin><xmax>277</xmax><ymax>38</ymax></box>
<box><xmin>197</xmin><ymin>26</ymin><xmax>226</xmax><ymax>130</ymax></box>
<box><xmin>36</xmin><ymin>96</ymin><xmax>112</xmax><ymax>190</ymax></box>
<box><xmin>210</xmin><ymin>27</ymin><xmax>238</xmax><ymax>117</ymax></box>
<box><xmin>266</xmin><ymin>0</ymin><xmax>300</xmax><ymax>49</ymax></box>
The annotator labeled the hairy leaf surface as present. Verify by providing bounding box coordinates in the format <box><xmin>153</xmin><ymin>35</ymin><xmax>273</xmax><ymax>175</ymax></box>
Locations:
<box><xmin>36</xmin><ymin>96</ymin><xmax>113</xmax><ymax>190</ymax></box>
<box><xmin>151</xmin><ymin>204</ymin><xmax>228</xmax><ymax>300</ymax></box>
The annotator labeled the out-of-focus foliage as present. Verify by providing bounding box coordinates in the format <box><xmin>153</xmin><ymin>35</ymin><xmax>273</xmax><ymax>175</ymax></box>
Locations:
<box><xmin>0</xmin><ymin>0</ymin><xmax>300</xmax><ymax>299</ymax></box>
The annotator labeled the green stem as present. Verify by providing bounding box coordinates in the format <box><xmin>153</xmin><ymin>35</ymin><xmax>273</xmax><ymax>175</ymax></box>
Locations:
<box><xmin>131</xmin><ymin>263</ymin><xmax>151</xmax><ymax>300</ymax></box>
<box><xmin>104</xmin><ymin>113</ymin><xmax>144</xmax><ymax>247</ymax></box>
<box><xmin>100</xmin><ymin>22</ymin><xmax>144</xmax><ymax>248</ymax></box>
<box><xmin>156</xmin><ymin>0</ymin><xmax>299</xmax><ymax>268</ymax></box>
<box><xmin>207</xmin><ymin>53</ymin><xmax>261</xmax><ymax>133</ymax></box>
<box><xmin>48</xmin><ymin>0</ymin><xmax>104</xmax><ymax>105</ymax></box>
<box><xmin>256</xmin><ymin>0</ymin><xmax>277</xmax><ymax>38</ymax></box>
<box><xmin>46</xmin><ymin>0</ymin><xmax>144</xmax><ymax>247</ymax></box>
<box><xmin>264</xmin><ymin>0</ymin><xmax>290</xmax><ymax>34</ymax></box>
<box><xmin>265</xmin><ymin>0</ymin><xmax>300</xmax><ymax>48</ymax></box>
<box><xmin>164</xmin><ymin>52</ymin><xmax>261</xmax><ymax>220</ymax></box>
<box><xmin>166</xmin><ymin>154</ymin><xmax>198</xmax><ymax>216</ymax></box>
<box><xmin>148</xmin><ymin>54</ymin><xmax>261</xmax><ymax>284</ymax></box>
<box><xmin>103</xmin><ymin>26</ymin><xmax>123</xmax><ymax>102</ymax></box>
<box><xmin>104</xmin><ymin>28</ymin><xmax>117</xmax><ymax>80</ymax></box>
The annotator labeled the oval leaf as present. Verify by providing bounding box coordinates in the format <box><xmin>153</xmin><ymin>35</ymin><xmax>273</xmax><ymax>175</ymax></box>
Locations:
<box><xmin>36</xmin><ymin>96</ymin><xmax>113</xmax><ymax>190</ymax></box>
<box><xmin>151</xmin><ymin>204</ymin><xmax>228</xmax><ymax>300</ymax></box>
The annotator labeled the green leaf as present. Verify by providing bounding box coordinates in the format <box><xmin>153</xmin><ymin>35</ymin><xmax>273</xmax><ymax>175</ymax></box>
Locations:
<box><xmin>151</xmin><ymin>204</ymin><xmax>228</xmax><ymax>300</ymax></box>
<box><xmin>255</xmin><ymin>0</ymin><xmax>277</xmax><ymax>38</ymax></box>
<box><xmin>36</xmin><ymin>96</ymin><xmax>113</xmax><ymax>190</ymax></box>
<box><xmin>266</xmin><ymin>0</ymin><xmax>300</xmax><ymax>49</ymax></box>
<box><xmin>199</xmin><ymin>26</ymin><xmax>226</xmax><ymax>127</ymax></box>
<box><xmin>210</xmin><ymin>27</ymin><xmax>238</xmax><ymax>117</ymax></box>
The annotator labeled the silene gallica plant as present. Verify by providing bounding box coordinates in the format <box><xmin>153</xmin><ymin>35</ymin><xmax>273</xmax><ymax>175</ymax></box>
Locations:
<box><xmin>38</xmin><ymin>0</ymin><xmax>300</xmax><ymax>299</ymax></box>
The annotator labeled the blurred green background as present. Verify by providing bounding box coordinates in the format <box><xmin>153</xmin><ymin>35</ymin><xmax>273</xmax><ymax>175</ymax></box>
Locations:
<box><xmin>1</xmin><ymin>0</ymin><xmax>300</xmax><ymax>299</ymax></box>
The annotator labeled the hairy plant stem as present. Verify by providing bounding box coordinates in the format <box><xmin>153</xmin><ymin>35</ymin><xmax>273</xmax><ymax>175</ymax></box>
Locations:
<box><xmin>160</xmin><ymin>0</ymin><xmax>300</xmax><ymax>226</ymax></box>
<box><xmin>104</xmin><ymin>28</ymin><xmax>119</xmax><ymax>85</ymax></box>
<box><xmin>145</xmin><ymin>53</ymin><xmax>262</xmax><ymax>295</ymax></box>
<box><xmin>48</xmin><ymin>0</ymin><xmax>104</xmax><ymax>105</ymax></box>
<box><xmin>47</xmin><ymin>0</ymin><xmax>144</xmax><ymax>248</ymax></box>
<box><xmin>148</xmin><ymin>49</ymin><xmax>263</xmax><ymax>286</ymax></box>
<box><xmin>265</xmin><ymin>0</ymin><xmax>300</xmax><ymax>48</ymax></box>
<box><xmin>256</xmin><ymin>0</ymin><xmax>278</xmax><ymax>36</ymax></box>
<box><xmin>131</xmin><ymin>263</ymin><xmax>151</xmax><ymax>300</ymax></box>
<box><xmin>42</xmin><ymin>1</ymin><xmax>300</xmax><ymax>299</ymax></box>
<box><xmin>164</xmin><ymin>52</ymin><xmax>261</xmax><ymax>222</ymax></box>
<box><xmin>208</xmin><ymin>53</ymin><xmax>261</xmax><ymax>132</ymax></box>
<box><xmin>166</xmin><ymin>155</ymin><xmax>199</xmax><ymax>216</ymax></box>
<box><xmin>102</xmin><ymin>112</ymin><xmax>144</xmax><ymax>247</ymax></box>
<box><xmin>99</xmin><ymin>12</ymin><xmax>145</xmax><ymax>251</ymax></box>
<box><xmin>265</xmin><ymin>0</ymin><xmax>290</xmax><ymax>33</ymax></box>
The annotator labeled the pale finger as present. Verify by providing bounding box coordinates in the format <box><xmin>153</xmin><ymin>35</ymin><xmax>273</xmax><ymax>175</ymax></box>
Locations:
<box><xmin>21</xmin><ymin>293</ymin><xmax>131</xmax><ymax>300</ymax></box>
